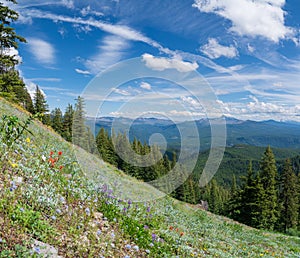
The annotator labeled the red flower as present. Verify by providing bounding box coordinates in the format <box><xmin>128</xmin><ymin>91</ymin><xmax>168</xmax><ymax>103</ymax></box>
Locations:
<box><xmin>169</xmin><ymin>226</ymin><xmax>174</xmax><ymax>231</ymax></box>
<box><xmin>50</xmin><ymin>151</ymin><xmax>54</xmax><ymax>156</ymax></box>
<box><xmin>58</xmin><ymin>151</ymin><xmax>62</xmax><ymax>156</ymax></box>
<box><xmin>180</xmin><ymin>232</ymin><xmax>184</xmax><ymax>237</ymax></box>
<box><xmin>59</xmin><ymin>165</ymin><xmax>63</xmax><ymax>170</ymax></box>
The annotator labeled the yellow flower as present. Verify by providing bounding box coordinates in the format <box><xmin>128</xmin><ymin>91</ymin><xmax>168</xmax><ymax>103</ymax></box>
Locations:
<box><xmin>26</xmin><ymin>137</ymin><xmax>31</xmax><ymax>143</ymax></box>
<box><xmin>9</xmin><ymin>161</ymin><xmax>18</xmax><ymax>168</ymax></box>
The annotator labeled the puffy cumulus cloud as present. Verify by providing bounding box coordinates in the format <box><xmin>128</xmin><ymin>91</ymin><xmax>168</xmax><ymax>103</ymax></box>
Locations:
<box><xmin>140</xmin><ymin>82</ymin><xmax>152</xmax><ymax>90</ymax></box>
<box><xmin>200</xmin><ymin>38</ymin><xmax>238</xmax><ymax>59</ymax></box>
<box><xmin>217</xmin><ymin>96</ymin><xmax>300</xmax><ymax>121</ymax></box>
<box><xmin>27</xmin><ymin>38</ymin><xmax>55</xmax><ymax>65</ymax></box>
<box><xmin>142</xmin><ymin>53</ymin><xmax>199</xmax><ymax>72</ymax></box>
<box><xmin>192</xmin><ymin>0</ymin><xmax>294</xmax><ymax>43</ymax></box>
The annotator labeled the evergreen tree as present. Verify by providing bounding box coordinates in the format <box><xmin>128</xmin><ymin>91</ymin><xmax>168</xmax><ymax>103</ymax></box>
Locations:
<box><xmin>72</xmin><ymin>96</ymin><xmax>89</xmax><ymax>150</ymax></box>
<box><xmin>33</xmin><ymin>85</ymin><xmax>49</xmax><ymax>124</ymax></box>
<box><xmin>0</xmin><ymin>0</ymin><xmax>26</xmax><ymax>74</ymax></box>
<box><xmin>237</xmin><ymin>160</ymin><xmax>263</xmax><ymax>227</ymax></box>
<box><xmin>278</xmin><ymin>159</ymin><xmax>299</xmax><ymax>232</ymax></box>
<box><xmin>257</xmin><ymin>146</ymin><xmax>278</xmax><ymax>230</ymax></box>
<box><xmin>51</xmin><ymin>108</ymin><xmax>63</xmax><ymax>135</ymax></box>
<box><xmin>62</xmin><ymin>104</ymin><xmax>74</xmax><ymax>141</ymax></box>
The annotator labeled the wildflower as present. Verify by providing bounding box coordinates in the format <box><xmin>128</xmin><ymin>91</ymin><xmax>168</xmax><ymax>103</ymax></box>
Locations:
<box><xmin>146</xmin><ymin>206</ymin><xmax>151</xmax><ymax>212</ymax></box>
<box><xmin>128</xmin><ymin>199</ymin><xmax>132</xmax><ymax>205</ymax></box>
<box><xmin>9</xmin><ymin>161</ymin><xmax>18</xmax><ymax>168</ymax></box>
<box><xmin>151</xmin><ymin>233</ymin><xmax>157</xmax><ymax>241</ymax></box>
<box><xmin>111</xmin><ymin>232</ymin><xmax>115</xmax><ymax>238</ymax></box>
<box><xmin>145</xmin><ymin>249</ymin><xmax>150</xmax><ymax>254</ymax></box>
<box><xmin>59</xmin><ymin>165</ymin><xmax>63</xmax><ymax>170</ymax></box>
<box><xmin>144</xmin><ymin>225</ymin><xmax>149</xmax><ymax>230</ymax></box>
<box><xmin>50</xmin><ymin>151</ymin><xmax>54</xmax><ymax>156</ymax></box>
<box><xmin>25</xmin><ymin>137</ymin><xmax>31</xmax><ymax>143</ymax></box>
<box><xmin>180</xmin><ymin>232</ymin><xmax>184</xmax><ymax>237</ymax></box>
<box><xmin>97</xmin><ymin>229</ymin><xmax>102</xmax><ymax>235</ymax></box>
<box><xmin>58</xmin><ymin>151</ymin><xmax>62</xmax><ymax>156</ymax></box>
<box><xmin>33</xmin><ymin>247</ymin><xmax>40</xmax><ymax>254</ymax></box>
<box><xmin>56</xmin><ymin>209</ymin><xmax>62</xmax><ymax>214</ymax></box>
<box><xmin>19</xmin><ymin>207</ymin><xmax>24</xmax><ymax>212</ymax></box>
<box><xmin>149</xmin><ymin>243</ymin><xmax>154</xmax><ymax>247</ymax></box>
<box><xmin>85</xmin><ymin>207</ymin><xmax>91</xmax><ymax>216</ymax></box>
<box><xmin>133</xmin><ymin>245</ymin><xmax>139</xmax><ymax>251</ymax></box>
<box><xmin>125</xmin><ymin>244</ymin><xmax>131</xmax><ymax>249</ymax></box>
<box><xmin>124</xmin><ymin>256</ymin><xmax>130</xmax><ymax>258</ymax></box>
<box><xmin>51</xmin><ymin>215</ymin><xmax>56</xmax><ymax>220</ymax></box>
<box><xmin>169</xmin><ymin>226</ymin><xmax>174</xmax><ymax>230</ymax></box>
<box><xmin>10</xmin><ymin>181</ymin><xmax>17</xmax><ymax>191</ymax></box>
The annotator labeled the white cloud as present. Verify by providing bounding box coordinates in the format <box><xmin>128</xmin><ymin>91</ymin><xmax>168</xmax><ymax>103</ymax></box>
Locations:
<box><xmin>113</xmin><ymin>88</ymin><xmax>131</xmax><ymax>96</ymax></box>
<box><xmin>247</xmin><ymin>44</ymin><xmax>255</xmax><ymax>53</ymax></box>
<box><xmin>193</xmin><ymin>0</ymin><xmax>294</xmax><ymax>43</ymax></box>
<box><xmin>61</xmin><ymin>0</ymin><xmax>74</xmax><ymax>9</ymax></box>
<box><xmin>84</xmin><ymin>35</ymin><xmax>129</xmax><ymax>74</ymax></box>
<box><xmin>217</xmin><ymin>97</ymin><xmax>300</xmax><ymax>121</ymax></box>
<box><xmin>142</xmin><ymin>53</ymin><xmax>199</xmax><ymax>72</ymax></box>
<box><xmin>75</xmin><ymin>68</ymin><xmax>91</xmax><ymax>75</ymax></box>
<box><xmin>4</xmin><ymin>47</ymin><xmax>22</xmax><ymax>64</ymax></box>
<box><xmin>28</xmin><ymin>38</ymin><xmax>55</xmax><ymax>65</ymax></box>
<box><xmin>23</xmin><ymin>79</ymin><xmax>46</xmax><ymax>100</ymax></box>
<box><xmin>80</xmin><ymin>5</ymin><xmax>104</xmax><ymax>17</ymax></box>
<box><xmin>200</xmin><ymin>38</ymin><xmax>238</xmax><ymax>59</ymax></box>
<box><xmin>140</xmin><ymin>82</ymin><xmax>152</xmax><ymax>90</ymax></box>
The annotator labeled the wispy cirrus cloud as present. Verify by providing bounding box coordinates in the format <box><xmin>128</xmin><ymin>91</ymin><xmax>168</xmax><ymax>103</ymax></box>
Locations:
<box><xmin>27</xmin><ymin>38</ymin><xmax>55</xmax><ymax>65</ymax></box>
<box><xmin>75</xmin><ymin>68</ymin><xmax>91</xmax><ymax>75</ymax></box>
<box><xmin>84</xmin><ymin>35</ymin><xmax>130</xmax><ymax>74</ymax></box>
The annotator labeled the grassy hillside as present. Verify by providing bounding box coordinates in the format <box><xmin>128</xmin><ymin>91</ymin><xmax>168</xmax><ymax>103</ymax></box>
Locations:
<box><xmin>1</xmin><ymin>98</ymin><xmax>300</xmax><ymax>257</ymax></box>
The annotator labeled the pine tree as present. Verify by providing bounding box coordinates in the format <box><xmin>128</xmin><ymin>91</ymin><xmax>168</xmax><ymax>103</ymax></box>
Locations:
<box><xmin>72</xmin><ymin>96</ymin><xmax>89</xmax><ymax>150</ymax></box>
<box><xmin>257</xmin><ymin>146</ymin><xmax>278</xmax><ymax>230</ymax></box>
<box><xmin>33</xmin><ymin>85</ymin><xmax>49</xmax><ymax>124</ymax></box>
<box><xmin>237</xmin><ymin>160</ymin><xmax>263</xmax><ymax>227</ymax></box>
<box><xmin>51</xmin><ymin>108</ymin><xmax>63</xmax><ymax>135</ymax></box>
<box><xmin>278</xmin><ymin>159</ymin><xmax>299</xmax><ymax>232</ymax></box>
<box><xmin>62</xmin><ymin>104</ymin><xmax>74</xmax><ymax>141</ymax></box>
<box><xmin>0</xmin><ymin>0</ymin><xmax>26</xmax><ymax>74</ymax></box>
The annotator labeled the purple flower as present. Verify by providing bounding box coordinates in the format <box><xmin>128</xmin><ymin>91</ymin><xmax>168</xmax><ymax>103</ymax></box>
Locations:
<box><xmin>128</xmin><ymin>199</ymin><xmax>132</xmax><ymax>205</ymax></box>
<box><xmin>125</xmin><ymin>244</ymin><xmax>131</xmax><ymax>249</ymax></box>
<box><xmin>151</xmin><ymin>233</ymin><xmax>157</xmax><ymax>241</ymax></box>
<box><xmin>144</xmin><ymin>225</ymin><xmax>149</xmax><ymax>230</ymax></box>
<box><xmin>85</xmin><ymin>207</ymin><xmax>91</xmax><ymax>216</ymax></box>
<box><xmin>146</xmin><ymin>206</ymin><xmax>151</xmax><ymax>212</ymax></box>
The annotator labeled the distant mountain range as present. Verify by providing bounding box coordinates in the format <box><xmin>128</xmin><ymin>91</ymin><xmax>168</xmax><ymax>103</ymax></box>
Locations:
<box><xmin>87</xmin><ymin>116</ymin><xmax>300</xmax><ymax>150</ymax></box>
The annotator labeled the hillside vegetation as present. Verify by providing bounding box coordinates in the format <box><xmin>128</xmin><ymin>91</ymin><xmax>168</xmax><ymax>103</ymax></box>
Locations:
<box><xmin>1</xmin><ymin>98</ymin><xmax>300</xmax><ymax>257</ymax></box>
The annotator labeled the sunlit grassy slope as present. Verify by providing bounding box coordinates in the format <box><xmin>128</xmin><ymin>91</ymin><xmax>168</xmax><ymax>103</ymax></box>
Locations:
<box><xmin>0</xmin><ymin>98</ymin><xmax>299</xmax><ymax>257</ymax></box>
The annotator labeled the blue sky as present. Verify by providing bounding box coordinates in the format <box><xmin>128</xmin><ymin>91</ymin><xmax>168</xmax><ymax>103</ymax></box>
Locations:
<box><xmin>6</xmin><ymin>0</ymin><xmax>300</xmax><ymax>121</ymax></box>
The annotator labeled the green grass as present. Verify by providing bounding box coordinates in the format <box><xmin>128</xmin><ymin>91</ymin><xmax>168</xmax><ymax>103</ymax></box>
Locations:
<box><xmin>0</xmin><ymin>97</ymin><xmax>300</xmax><ymax>257</ymax></box>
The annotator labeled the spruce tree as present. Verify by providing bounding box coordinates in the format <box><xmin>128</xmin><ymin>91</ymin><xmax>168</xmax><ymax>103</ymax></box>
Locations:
<box><xmin>0</xmin><ymin>0</ymin><xmax>26</xmax><ymax>74</ymax></box>
<box><xmin>278</xmin><ymin>159</ymin><xmax>299</xmax><ymax>232</ymax></box>
<box><xmin>237</xmin><ymin>160</ymin><xmax>263</xmax><ymax>227</ymax></box>
<box><xmin>51</xmin><ymin>108</ymin><xmax>63</xmax><ymax>135</ymax></box>
<box><xmin>62</xmin><ymin>104</ymin><xmax>74</xmax><ymax>141</ymax></box>
<box><xmin>257</xmin><ymin>146</ymin><xmax>278</xmax><ymax>230</ymax></box>
<box><xmin>33</xmin><ymin>85</ymin><xmax>49</xmax><ymax>124</ymax></box>
<box><xmin>72</xmin><ymin>96</ymin><xmax>89</xmax><ymax>150</ymax></box>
